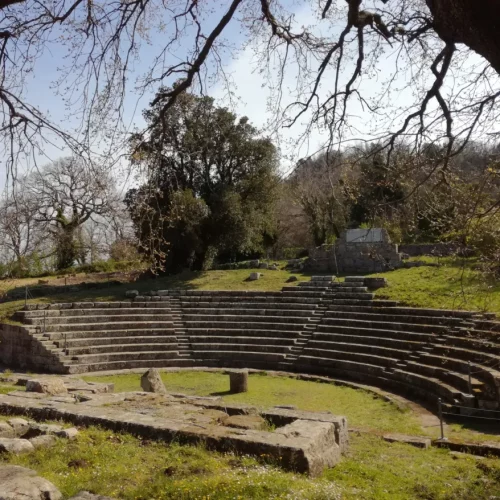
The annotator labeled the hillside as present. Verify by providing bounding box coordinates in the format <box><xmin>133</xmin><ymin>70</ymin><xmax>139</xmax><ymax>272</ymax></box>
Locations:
<box><xmin>0</xmin><ymin>257</ymin><xmax>498</xmax><ymax>323</ymax></box>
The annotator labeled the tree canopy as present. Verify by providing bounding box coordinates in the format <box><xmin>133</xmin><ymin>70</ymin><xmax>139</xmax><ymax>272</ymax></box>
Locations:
<box><xmin>126</xmin><ymin>89</ymin><xmax>279</xmax><ymax>271</ymax></box>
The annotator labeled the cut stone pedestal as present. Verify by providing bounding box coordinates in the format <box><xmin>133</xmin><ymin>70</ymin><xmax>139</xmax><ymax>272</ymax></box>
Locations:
<box><xmin>229</xmin><ymin>370</ymin><xmax>248</xmax><ymax>393</ymax></box>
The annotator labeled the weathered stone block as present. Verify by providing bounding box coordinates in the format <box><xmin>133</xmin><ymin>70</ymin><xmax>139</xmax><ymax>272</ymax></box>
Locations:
<box><xmin>26</xmin><ymin>378</ymin><xmax>68</xmax><ymax>396</ymax></box>
<box><xmin>8</xmin><ymin>418</ymin><xmax>30</xmax><ymax>437</ymax></box>
<box><xmin>383</xmin><ymin>433</ymin><xmax>431</xmax><ymax>449</ymax></box>
<box><xmin>275</xmin><ymin>419</ymin><xmax>342</xmax><ymax>476</ymax></box>
<box><xmin>0</xmin><ymin>465</ymin><xmax>62</xmax><ymax>500</ymax></box>
<box><xmin>0</xmin><ymin>422</ymin><xmax>14</xmax><ymax>438</ymax></box>
<box><xmin>29</xmin><ymin>435</ymin><xmax>57</xmax><ymax>449</ymax></box>
<box><xmin>141</xmin><ymin>368</ymin><xmax>167</xmax><ymax>393</ymax></box>
<box><xmin>223</xmin><ymin>415</ymin><xmax>267</xmax><ymax>430</ymax></box>
<box><xmin>23</xmin><ymin>423</ymin><xmax>64</xmax><ymax>439</ymax></box>
<box><xmin>0</xmin><ymin>438</ymin><xmax>35</xmax><ymax>454</ymax></box>
<box><xmin>229</xmin><ymin>370</ymin><xmax>248</xmax><ymax>393</ymax></box>
<box><xmin>56</xmin><ymin>428</ymin><xmax>79</xmax><ymax>439</ymax></box>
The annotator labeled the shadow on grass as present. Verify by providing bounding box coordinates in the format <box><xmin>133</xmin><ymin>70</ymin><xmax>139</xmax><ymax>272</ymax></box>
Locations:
<box><xmin>1</xmin><ymin>271</ymin><xmax>203</xmax><ymax>305</ymax></box>
<box><xmin>445</xmin><ymin>417</ymin><xmax>500</xmax><ymax>437</ymax></box>
<box><xmin>210</xmin><ymin>390</ymin><xmax>235</xmax><ymax>396</ymax></box>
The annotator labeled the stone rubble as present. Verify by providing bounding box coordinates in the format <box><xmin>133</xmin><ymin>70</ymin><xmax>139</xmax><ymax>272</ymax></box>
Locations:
<box><xmin>0</xmin><ymin>465</ymin><xmax>62</xmax><ymax>500</ymax></box>
<box><xmin>26</xmin><ymin>377</ymin><xmax>68</xmax><ymax>396</ymax></box>
<box><xmin>0</xmin><ymin>418</ymin><xmax>78</xmax><ymax>455</ymax></box>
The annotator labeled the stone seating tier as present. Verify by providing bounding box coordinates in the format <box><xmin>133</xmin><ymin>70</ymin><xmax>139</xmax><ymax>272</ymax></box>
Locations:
<box><xmin>3</xmin><ymin>276</ymin><xmax>500</xmax><ymax>409</ymax></box>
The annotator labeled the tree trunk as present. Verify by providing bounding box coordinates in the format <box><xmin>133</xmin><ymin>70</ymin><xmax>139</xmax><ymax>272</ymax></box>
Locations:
<box><xmin>426</xmin><ymin>0</ymin><xmax>500</xmax><ymax>74</ymax></box>
<box><xmin>56</xmin><ymin>228</ymin><xmax>78</xmax><ymax>270</ymax></box>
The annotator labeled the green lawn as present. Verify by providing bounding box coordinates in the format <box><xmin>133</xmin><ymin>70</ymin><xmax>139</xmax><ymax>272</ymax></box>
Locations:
<box><xmin>374</xmin><ymin>257</ymin><xmax>500</xmax><ymax>313</ymax></box>
<box><xmin>83</xmin><ymin>371</ymin><xmax>422</xmax><ymax>435</ymax></box>
<box><xmin>0</xmin><ymin>384</ymin><xmax>18</xmax><ymax>395</ymax></box>
<box><xmin>2</xmin><ymin>422</ymin><xmax>499</xmax><ymax>500</ymax></box>
<box><xmin>83</xmin><ymin>371</ymin><xmax>500</xmax><ymax>444</ymax></box>
<box><xmin>0</xmin><ymin>265</ymin><xmax>311</xmax><ymax>323</ymax></box>
<box><xmin>2</xmin><ymin>257</ymin><xmax>500</xmax><ymax>323</ymax></box>
<box><xmin>2</xmin><ymin>371</ymin><xmax>500</xmax><ymax>498</ymax></box>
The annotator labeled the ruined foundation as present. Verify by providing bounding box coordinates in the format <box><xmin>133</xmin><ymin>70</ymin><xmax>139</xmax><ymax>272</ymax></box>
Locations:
<box><xmin>0</xmin><ymin>386</ymin><xmax>348</xmax><ymax>476</ymax></box>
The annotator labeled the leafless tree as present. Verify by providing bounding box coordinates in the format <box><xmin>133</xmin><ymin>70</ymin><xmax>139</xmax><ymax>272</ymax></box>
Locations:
<box><xmin>25</xmin><ymin>156</ymin><xmax>119</xmax><ymax>269</ymax></box>
<box><xmin>1</xmin><ymin>0</ymin><xmax>499</xmax><ymax>184</ymax></box>
<box><xmin>0</xmin><ymin>185</ymin><xmax>45</xmax><ymax>263</ymax></box>
<box><xmin>290</xmin><ymin>152</ymin><xmax>359</xmax><ymax>245</ymax></box>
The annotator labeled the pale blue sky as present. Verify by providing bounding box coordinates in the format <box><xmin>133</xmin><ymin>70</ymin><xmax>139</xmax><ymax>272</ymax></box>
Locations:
<box><xmin>0</xmin><ymin>1</ymin><xmax>482</xmax><ymax>189</ymax></box>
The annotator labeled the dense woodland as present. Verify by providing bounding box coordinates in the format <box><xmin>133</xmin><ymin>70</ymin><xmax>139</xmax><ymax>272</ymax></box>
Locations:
<box><xmin>0</xmin><ymin>0</ymin><xmax>500</xmax><ymax>277</ymax></box>
<box><xmin>1</xmin><ymin>85</ymin><xmax>500</xmax><ymax>277</ymax></box>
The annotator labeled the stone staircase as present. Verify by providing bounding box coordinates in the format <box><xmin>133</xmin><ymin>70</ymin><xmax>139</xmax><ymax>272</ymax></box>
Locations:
<box><xmin>13</xmin><ymin>302</ymin><xmax>193</xmax><ymax>374</ymax></box>
<box><xmin>4</xmin><ymin>275</ymin><xmax>500</xmax><ymax>409</ymax></box>
<box><xmin>169</xmin><ymin>297</ymin><xmax>192</xmax><ymax>361</ymax></box>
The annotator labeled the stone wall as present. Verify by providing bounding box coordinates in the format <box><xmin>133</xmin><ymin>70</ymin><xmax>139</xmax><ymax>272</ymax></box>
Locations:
<box><xmin>399</xmin><ymin>242</ymin><xmax>454</xmax><ymax>257</ymax></box>
<box><xmin>0</xmin><ymin>324</ymin><xmax>66</xmax><ymax>373</ymax></box>
<box><xmin>305</xmin><ymin>230</ymin><xmax>403</xmax><ymax>273</ymax></box>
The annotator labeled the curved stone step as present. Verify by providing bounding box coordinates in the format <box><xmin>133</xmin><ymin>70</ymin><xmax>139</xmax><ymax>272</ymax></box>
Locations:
<box><xmin>181</xmin><ymin>309</ymin><xmax>314</xmax><ymax>318</ymax></box>
<box><xmin>330</xmin><ymin>299</ymin><xmax>397</xmax><ymax>306</ymax></box>
<box><xmin>62</xmin><ymin>335</ymin><xmax>179</xmax><ymax>347</ymax></box>
<box><xmin>179</xmin><ymin>296</ymin><xmax>322</xmax><ymax>304</ymax></box>
<box><xmin>296</xmin><ymin>356</ymin><xmax>464</xmax><ymax>403</ymax></box>
<box><xmin>436</xmin><ymin>336</ymin><xmax>500</xmax><ymax>356</ymax></box>
<box><xmin>183</xmin><ymin>321</ymin><xmax>305</xmax><ymax>331</ymax></box>
<box><xmin>182</xmin><ymin>314</ymin><xmax>312</xmax><ymax>324</ymax></box>
<box><xmin>187</xmin><ymin>335</ymin><xmax>299</xmax><ymax>346</ymax></box>
<box><xmin>43</xmin><ymin>328</ymin><xmax>176</xmax><ymax>340</ymax></box>
<box><xmin>301</xmin><ymin>347</ymin><xmax>398</xmax><ymax>368</ymax></box>
<box><xmin>322</xmin><ymin>317</ymin><xmax>448</xmax><ymax>334</ymax></box>
<box><xmin>27</xmin><ymin>314</ymin><xmax>174</xmax><ymax>326</ymax></box>
<box><xmin>180</xmin><ymin>302</ymin><xmax>318</xmax><ymax>311</ymax></box>
<box><xmin>191</xmin><ymin>350</ymin><xmax>287</xmax><ymax>363</ymax></box>
<box><xmin>307</xmin><ymin>340</ymin><xmax>411</xmax><ymax>359</ymax></box>
<box><xmin>18</xmin><ymin>307</ymin><xmax>172</xmax><ymax>319</ymax></box>
<box><xmin>325</xmin><ymin>310</ymin><xmax>464</xmax><ymax>326</ymax></box>
<box><xmin>312</xmin><ymin>331</ymin><xmax>424</xmax><ymax>350</ymax></box>
<box><xmin>315</xmin><ymin>324</ymin><xmax>433</xmax><ymax>342</ymax></box>
<box><xmin>68</xmin><ymin>350</ymin><xmax>182</xmax><ymax>364</ymax></box>
<box><xmin>66</xmin><ymin>358</ymin><xmax>194</xmax><ymax>374</ymax></box>
<box><xmin>42</xmin><ymin>321</ymin><xmax>175</xmax><ymax>333</ymax></box>
<box><xmin>65</xmin><ymin>343</ymin><xmax>181</xmax><ymax>356</ymax></box>
<box><xmin>186</xmin><ymin>328</ymin><xmax>303</xmax><ymax>338</ymax></box>
<box><xmin>189</xmin><ymin>343</ymin><xmax>292</xmax><ymax>354</ymax></box>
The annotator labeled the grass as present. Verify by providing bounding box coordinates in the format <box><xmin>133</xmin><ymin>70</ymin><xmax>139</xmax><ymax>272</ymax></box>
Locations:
<box><xmin>82</xmin><ymin>371</ymin><xmax>419</xmax><ymax>435</ymax></box>
<box><xmin>83</xmin><ymin>371</ymin><xmax>500</xmax><ymax>444</ymax></box>
<box><xmin>0</xmin><ymin>384</ymin><xmax>18</xmax><ymax>395</ymax></box>
<box><xmin>2</xmin><ymin>256</ymin><xmax>500</xmax><ymax>323</ymax></box>
<box><xmin>0</xmin><ymin>265</ymin><xmax>311</xmax><ymax>323</ymax></box>
<box><xmin>2</xmin><ymin>422</ymin><xmax>500</xmax><ymax>499</ymax></box>
<box><xmin>374</xmin><ymin>256</ymin><xmax>500</xmax><ymax>313</ymax></box>
<box><xmin>2</xmin><ymin>372</ymin><xmax>500</xmax><ymax>498</ymax></box>
<box><xmin>328</xmin><ymin>433</ymin><xmax>500</xmax><ymax>500</ymax></box>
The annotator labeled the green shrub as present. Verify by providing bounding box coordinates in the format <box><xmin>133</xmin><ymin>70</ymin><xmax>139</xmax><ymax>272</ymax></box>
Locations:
<box><xmin>282</xmin><ymin>247</ymin><xmax>308</xmax><ymax>259</ymax></box>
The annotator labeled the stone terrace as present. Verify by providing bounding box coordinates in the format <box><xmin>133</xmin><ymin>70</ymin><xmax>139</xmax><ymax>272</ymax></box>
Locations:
<box><xmin>0</xmin><ymin>387</ymin><xmax>348</xmax><ymax>476</ymax></box>
<box><xmin>2</xmin><ymin>276</ymin><xmax>500</xmax><ymax>409</ymax></box>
